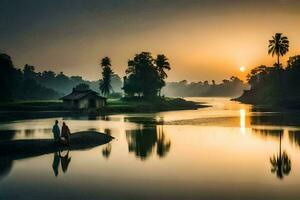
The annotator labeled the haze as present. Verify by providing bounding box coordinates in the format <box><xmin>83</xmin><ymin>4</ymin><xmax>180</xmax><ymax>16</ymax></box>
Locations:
<box><xmin>1</xmin><ymin>0</ymin><xmax>300</xmax><ymax>82</ymax></box>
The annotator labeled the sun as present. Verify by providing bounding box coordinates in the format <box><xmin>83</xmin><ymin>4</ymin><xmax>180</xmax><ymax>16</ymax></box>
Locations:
<box><xmin>239</xmin><ymin>66</ymin><xmax>245</xmax><ymax>72</ymax></box>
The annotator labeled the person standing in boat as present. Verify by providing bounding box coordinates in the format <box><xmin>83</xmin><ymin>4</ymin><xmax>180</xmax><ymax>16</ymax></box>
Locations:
<box><xmin>52</xmin><ymin>120</ymin><xmax>61</xmax><ymax>144</ymax></box>
<box><xmin>61</xmin><ymin>122</ymin><xmax>70</xmax><ymax>146</ymax></box>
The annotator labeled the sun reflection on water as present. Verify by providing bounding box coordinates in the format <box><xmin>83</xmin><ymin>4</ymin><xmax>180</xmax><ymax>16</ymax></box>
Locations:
<box><xmin>240</xmin><ymin>109</ymin><xmax>246</xmax><ymax>135</ymax></box>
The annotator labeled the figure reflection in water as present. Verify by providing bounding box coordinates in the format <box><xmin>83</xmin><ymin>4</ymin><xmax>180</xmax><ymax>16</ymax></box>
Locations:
<box><xmin>102</xmin><ymin>144</ymin><xmax>112</xmax><ymax>159</ymax></box>
<box><xmin>52</xmin><ymin>150</ymin><xmax>72</xmax><ymax>177</ymax></box>
<box><xmin>269</xmin><ymin>132</ymin><xmax>291</xmax><ymax>179</ymax></box>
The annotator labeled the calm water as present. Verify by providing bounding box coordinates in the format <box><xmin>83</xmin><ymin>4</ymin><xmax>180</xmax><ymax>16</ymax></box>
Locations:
<box><xmin>1</xmin><ymin>97</ymin><xmax>300</xmax><ymax>200</ymax></box>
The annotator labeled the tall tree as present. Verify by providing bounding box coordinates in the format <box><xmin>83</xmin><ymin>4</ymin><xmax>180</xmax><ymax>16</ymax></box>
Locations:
<box><xmin>99</xmin><ymin>57</ymin><xmax>113</xmax><ymax>96</ymax></box>
<box><xmin>0</xmin><ymin>53</ymin><xmax>15</xmax><ymax>101</ymax></box>
<box><xmin>155</xmin><ymin>54</ymin><xmax>171</xmax><ymax>96</ymax></box>
<box><xmin>123</xmin><ymin>52</ymin><xmax>161</xmax><ymax>98</ymax></box>
<box><xmin>268</xmin><ymin>33</ymin><xmax>289</xmax><ymax>66</ymax></box>
<box><xmin>23</xmin><ymin>64</ymin><xmax>36</xmax><ymax>80</ymax></box>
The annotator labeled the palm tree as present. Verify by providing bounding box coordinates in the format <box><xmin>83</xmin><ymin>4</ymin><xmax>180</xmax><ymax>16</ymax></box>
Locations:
<box><xmin>101</xmin><ymin>57</ymin><xmax>111</xmax><ymax>68</ymax></box>
<box><xmin>99</xmin><ymin>57</ymin><xmax>113</xmax><ymax>96</ymax></box>
<box><xmin>155</xmin><ymin>54</ymin><xmax>171</xmax><ymax>96</ymax></box>
<box><xmin>268</xmin><ymin>33</ymin><xmax>289</xmax><ymax>66</ymax></box>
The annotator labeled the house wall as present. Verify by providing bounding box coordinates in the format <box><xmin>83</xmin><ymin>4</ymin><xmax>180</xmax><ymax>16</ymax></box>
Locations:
<box><xmin>78</xmin><ymin>97</ymin><xmax>106</xmax><ymax>109</ymax></box>
<box><xmin>63</xmin><ymin>94</ymin><xmax>106</xmax><ymax>110</ymax></box>
<box><xmin>78</xmin><ymin>98</ymin><xmax>89</xmax><ymax>109</ymax></box>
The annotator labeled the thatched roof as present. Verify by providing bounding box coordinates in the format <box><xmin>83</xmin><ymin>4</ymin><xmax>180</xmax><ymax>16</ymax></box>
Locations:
<box><xmin>61</xmin><ymin>89</ymin><xmax>106</xmax><ymax>101</ymax></box>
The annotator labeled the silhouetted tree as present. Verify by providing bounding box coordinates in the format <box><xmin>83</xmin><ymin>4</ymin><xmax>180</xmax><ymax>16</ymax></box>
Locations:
<box><xmin>23</xmin><ymin>64</ymin><xmax>36</xmax><ymax>80</ymax></box>
<box><xmin>268</xmin><ymin>33</ymin><xmax>289</xmax><ymax>66</ymax></box>
<box><xmin>99</xmin><ymin>57</ymin><xmax>113</xmax><ymax>97</ymax></box>
<box><xmin>123</xmin><ymin>52</ymin><xmax>162</xmax><ymax>98</ymax></box>
<box><xmin>0</xmin><ymin>53</ymin><xmax>15</xmax><ymax>101</ymax></box>
<box><xmin>155</xmin><ymin>54</ymin><xmax>171</xmax><ymax>96</ymax></box>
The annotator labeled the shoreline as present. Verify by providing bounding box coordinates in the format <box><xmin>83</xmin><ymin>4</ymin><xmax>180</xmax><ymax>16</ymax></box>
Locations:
<box><xmin>0</xmin><ymin>98</ymin><xmax>208</xmax><ymax>122</ymax></box>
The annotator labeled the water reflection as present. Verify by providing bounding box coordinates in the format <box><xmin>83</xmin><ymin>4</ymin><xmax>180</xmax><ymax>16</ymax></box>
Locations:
<box><xmin>0</xmin><ymin>130</ymin><xmax>16</xmax><ymax>140</ymax></box>
<box><xmin>252</xmin><ymin>128</ymin><xmax>283</xmax><ymax>140</ymax></box>
<box><xmin>102</xmin><ymin>144</ymin><xmax>112</xmax><ymax>159</ymax></box>
<box><xmin>52</xmin><ymin>150</ymin><xmax>72</xmax><ymax>177</ymax></box>
<box><xmin>240</xmin><ymin>109</ymin><xmax>246</xmax><ymax>134</ymax></box>
<box><xmin>0</xmin><ymin>157</ymin><xmax>13</xmax><ymax>181</ymax></box>
<box><xmin>156</xmin><ymin>126</ymin><xmax>171</xmax><ymax>157</ymax></box>
<box><xmin>289</xmin><ymin>131</ymin><xmax>300</xmax><ymax>148</ymax></box>
<box><xmin>269</xmin><ymin>131</ymin><xmax>291</xmax><ymax>179</ymax></box>
<box><xmin>252</xmin><ymin>128</ymin><xmax>292</xmax><ymax>179</ymax></box>
<box><xmin>125</xmin><ymin>116</ymin><xmax>171</xmax><ymax>160</ymax></box>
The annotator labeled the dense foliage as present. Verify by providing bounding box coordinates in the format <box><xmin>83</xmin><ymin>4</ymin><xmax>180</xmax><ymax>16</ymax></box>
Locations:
<box><xmin>123</xmin><ymin>52</ymin><xmax>171</xmax><ymax>98</ymax></box>
<box><xmin>0</xmin><ymin>54</ymin><xmax>59</xmax><ymax>101</ymax></box>
<box><xmin>237</xmin><ymin>55</ymin><xmax>300</xmax><ymax>106</ymax></box>
<box><xmin>0</xmin><ymin>53</ymin><xmax>122</xmax><ymax>101</ymax></box>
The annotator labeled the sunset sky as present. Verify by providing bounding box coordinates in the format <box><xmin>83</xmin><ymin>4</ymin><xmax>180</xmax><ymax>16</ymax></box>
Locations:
<box><xmin>1</xmin><ymin>0</ymin><xmax>300</xmax><ymax>82</ymax></box>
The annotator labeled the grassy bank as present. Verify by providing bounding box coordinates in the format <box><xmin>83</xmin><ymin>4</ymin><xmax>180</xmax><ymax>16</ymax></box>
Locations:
<box><xmin>0</xmin><ymin>98</ymin><xmax>205</xmax><ymax>121</ymax></box>
<box><xmin>0</xmin><ymin>98</ymin><xmax>203</xmax><ymax>112</ymax></box>
<box><xmin>103</xmin><ymin>97</ymin><xmax>204</xmax><ymax>113</ymax></box>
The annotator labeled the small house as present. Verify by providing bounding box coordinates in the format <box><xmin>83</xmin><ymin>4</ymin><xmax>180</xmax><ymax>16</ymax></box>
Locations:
<box><xmin>61</xmin><ymin>86</ymin><xmax>106</xmax><ymax>110</ymax></box>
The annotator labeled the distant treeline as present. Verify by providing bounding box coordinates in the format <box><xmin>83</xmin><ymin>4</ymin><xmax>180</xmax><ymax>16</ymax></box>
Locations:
<box><xmin>22</xmin><ymin>65</ymin><xmax>122</xmax><ymax>96</ymax></box>
<box><xmin>163</xmin><ymin>76</ymin><xmax>248</xmax><ymax>97</ymax></box>
<box><xmin>237</xmin><ymin>55</ymin><xmax>300</xmax><ymax>107</ymax></box>
<box><xmin>0</xmin><ymin>53</ymin><xmax>122</xmax><ymax>101</ymax></box>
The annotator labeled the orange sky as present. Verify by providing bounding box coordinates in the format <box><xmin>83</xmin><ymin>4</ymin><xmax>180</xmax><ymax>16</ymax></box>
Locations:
<box><xmin>1</xmin><ymin>0</ymin><xmax>300</xmax><ymax>82</ymax></box>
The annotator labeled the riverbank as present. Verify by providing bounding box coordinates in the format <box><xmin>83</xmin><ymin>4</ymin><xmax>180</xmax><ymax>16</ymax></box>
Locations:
<box><xmin>234</xmin><ymin>89</ymin><xmax>300</xmax><ymax>110</ymax></box>
<box><xmin>0</xmin><ymin>98</ymin><xmax>206</xmax><ymax>121</ymax></box>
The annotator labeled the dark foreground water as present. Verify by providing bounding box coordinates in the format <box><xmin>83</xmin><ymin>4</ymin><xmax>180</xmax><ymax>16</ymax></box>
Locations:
<box><xmin>1</xmin><ymin>98</ymin><xmax>300</xmax><ymax>200</ymax></box>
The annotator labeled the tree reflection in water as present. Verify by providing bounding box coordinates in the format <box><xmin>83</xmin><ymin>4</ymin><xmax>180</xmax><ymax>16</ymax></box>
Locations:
<box><xmin>125</xmin><ymin>116</ymin><xmax>171</xmax><ymax>160</ymax></box>
<box><xmin>253</xmin><ymin>128</ymin><xmax>292</xmax><ymax>179</ymax></box>
<box><xmin>288</xmin><ymin>130</ymin><xmax>300</xmax><ymax>148</ymax></box>
<box><xmin>156</xmin><ymin>125</ymin><xmax>171</xmax><ymax>157</ymax></box>
<box><xmin>269</xmin><ymin>131</ymin><xmax>291</xmax><ymax>179</ymax></box>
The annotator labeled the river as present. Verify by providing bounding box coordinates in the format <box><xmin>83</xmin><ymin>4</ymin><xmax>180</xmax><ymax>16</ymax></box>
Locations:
<box><xmin>1</xmin><ymin>97</ymin><xmax>300</xmax><ymax>200</ymax></box>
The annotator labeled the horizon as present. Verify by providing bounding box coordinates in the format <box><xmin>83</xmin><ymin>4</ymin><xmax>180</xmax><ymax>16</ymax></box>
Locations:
<box><xmin>1</xmin><ymin>0</ymin><xmax>300</xmax><ymax>82</ymax></box>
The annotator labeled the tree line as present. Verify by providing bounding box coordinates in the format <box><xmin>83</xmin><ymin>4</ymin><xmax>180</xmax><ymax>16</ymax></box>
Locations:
<box><xmin>0</xmin><ymin>53</ymin><xmax>122</xmax><ymax>101</ymax></box>
<box><xmin>163</xmin><ymin>76</ymin><xmax>247</xmax><ymax>97</ymax></box>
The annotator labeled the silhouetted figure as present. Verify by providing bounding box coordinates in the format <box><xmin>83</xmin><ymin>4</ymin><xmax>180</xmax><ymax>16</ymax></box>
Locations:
<box><xmin>61</xmin><ymin>122</ymin><xmax>70</xmax><ymax>146</ymax></box>
<box><xmin>52</xmin><ymin>151</ymin><xmax>60</xmax><ymax>177</ymax></box>
<box><xmin>52</xmin><ymin>120</ymin><xmax>60</xmax><ymax>144</ymax></box>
